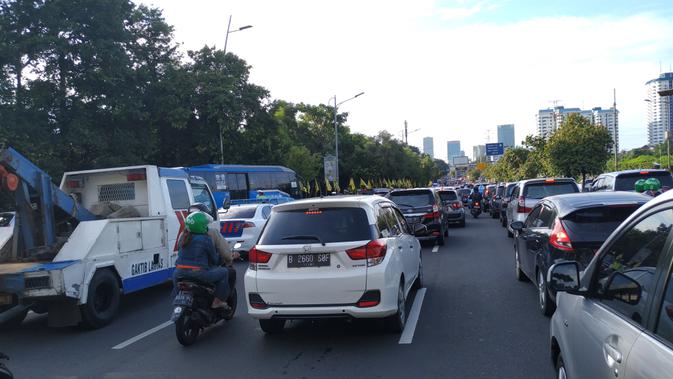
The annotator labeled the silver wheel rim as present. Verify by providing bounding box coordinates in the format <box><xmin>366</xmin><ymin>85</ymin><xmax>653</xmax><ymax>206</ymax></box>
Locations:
<box><xmin>538</xmin><ymin>271</ymin><xmax>546</xmax><ymax>309</ymax></box>
<box><xmin>515</xmin><ymin>248</ymin><xmax>520</xmax><ymax>275</ymax></box>
<box><xmin>558</xmin><ymin>365</ymin><xmax>566</xmax><ymax>379</ymax></box>
<box><xmin>398</xmin><ymin>286</ymin><xmax>406</xmax><ymax>324</ymax></box>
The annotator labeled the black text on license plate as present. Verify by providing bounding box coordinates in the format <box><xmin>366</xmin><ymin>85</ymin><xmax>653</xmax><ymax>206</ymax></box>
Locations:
<box><xmin>287</xmin><ymin>253</ymin><xmax>330</xmax><ymax>268</ymax></box>
<box><xmin>173</xmin><ymin>292</ymin><xmax>193</xmax><ymax>307</ymax></box>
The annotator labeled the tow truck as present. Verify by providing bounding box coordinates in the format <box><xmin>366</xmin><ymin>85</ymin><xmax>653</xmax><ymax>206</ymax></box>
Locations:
<box><xmin>0</xmin><ymin>146</ymin><xmax>219</xmax><ymax>328</ymax></box>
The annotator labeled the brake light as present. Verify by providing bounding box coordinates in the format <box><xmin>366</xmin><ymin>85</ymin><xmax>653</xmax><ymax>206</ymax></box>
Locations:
<box><xmin>544</xmin><ymin>178</ymin><xmax>555</xmax><ymax>183</ymax></box>
<box><xmin>346</xmin><ymin>239</ymin><xmax>387</xmax><ymax>266</ymax></box>
<box><xmin>242</xmin><ymin>222</ymin><xmax>256</xmax><ymax>228</ymax></box>
<box><xmin>248</xmin><ymin>293</ymin><xmax>268</xmax><ymax>309</ymax></box>
<box><xmin>423</xmin><ymin>211</ymin><xmax>441</xmax><ymax>220</ymax></box>
<box><xmin>127</xmin><ymin>173</ymin><xmax>146</xmax><ymax>181</ymax></box>
<box><xmin>249</xmin><ymin>246</ymin><xmax>272</xmax><ymax>264</ymax></box>
<box><xmin>356</xmin><ymin>290</ymin><xmax>381</xmax><ymax>308</ymax></box>
<box><xmin>550</xmin><ymin>219</ymin><xmax>574</xmax><ymax>252</ymax></box>
<box><xmin>640</xmin><ymin>171</ymin><xmax>649</xmax><ymax>175</ymax></box>
<box><xmin>451</xmin><ymin>201</ymin><xmax>462</xmax><ymax>209</ymax></box>
<box><xmin>517</xmin><ymin>196</ymin><xmax>532</xmax><ymax>213</ymax></box>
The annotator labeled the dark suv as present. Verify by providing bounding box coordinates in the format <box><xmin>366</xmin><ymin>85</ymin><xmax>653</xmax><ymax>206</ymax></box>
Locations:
<box><xmin>591</xmin><ymin>169</ymin><xmax>673</xmax><ymax>192</ymax></box>
<box><xmin>387</xmin><ymin>188</ymin><xmax>447</xmax><ymax>245</ymax></box>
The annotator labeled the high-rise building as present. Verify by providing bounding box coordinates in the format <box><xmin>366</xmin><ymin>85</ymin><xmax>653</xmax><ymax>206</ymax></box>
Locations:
<box><xmin>647</xmin><ymin>72</ymin><xmax>673</xmax><ymax>146</ymax></box>
<box><xmin>537</xmin><ymin>106</ymin><xmax>593</xmax><ymax>139</ymax></box>
<box><xmin>497</xmin><ymin>124</ymin><xmax>515</xmax><ymax>148</ymax></box>
<box><xmin>592</xmin><ymin>107</ymin><xmax>619</xmax><ymax>152</ymax></box>
<box><xmin>473</xmin><ymin>145</ymin><xmax>486</xmax><ymax>161</ymax></box>
<box><xmin>447</xmin><ymin>140</ymin><xmax>461</xmax><ymax>163</ymax></box>
<box><xmin>422</xmin><ymin>137</ymin><xmax>434</xmax><ymax>158</ymax></box>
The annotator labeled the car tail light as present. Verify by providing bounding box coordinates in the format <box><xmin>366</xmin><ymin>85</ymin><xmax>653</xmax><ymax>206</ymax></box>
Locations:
<box><xmin>248</xmin><ymin>293</ymin><xmax>268</xmax><ymax>309</ymax></box>
<box><xmin>517</xmin><ymin>196</ymin><xmax>531</xmax><ymax>213</ymax></box>
<box><xmin>423</xmin><ymin>211</ymin><xmax>441</xmax><ymax>220</ymax></box>
<box><xmin>451</xmin><ymin>201</ymin><xmax>462</xmax><ymax>209</ymax></box>
<box><xmin>242</xmin><ymin>222</ymin><xmax>256</xmax><ymax>228</ymax></box>
<box><xmin>356</xmin><ymin>290</ymin><xmax>381</xmax><ymax>308</ymax></box>
<box><xmin>550</xmin><ymin>219</ymin><xmax>574</xmax><ymax>252</ymax></box>
<box><xmin>544</xmin><ymin>178</ymin><xmax>555</xmax><ymax>183</ymax></box>
<box><xmin>249</xmin><ymin>246</ymin><xmax>272</xmax><ymax>264</ymax></box>
<box><xmin>346</xmin><ymin>239</ymin><xmax>387</xmax><ymax>266</ymax></box>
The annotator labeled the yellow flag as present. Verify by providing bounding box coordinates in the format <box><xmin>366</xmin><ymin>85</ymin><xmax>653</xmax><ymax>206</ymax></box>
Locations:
<box><xmin>428</xmin><ymin>180</ymin><xmax>433</xmax><ymax>187</ymax></box>
<box><xmin>313</xmin><ymin>179</ymin><xmax>320</xmax><ymax>196</ymax></box>
<box><xmin>334</xmin><ymin>181</ymin><xmax>340</xmax><ymax>193</ymax></box>
<box><xmin>349</xmin><ymin>178</ymin><xmax>356</xmax><ymax>192</ymax></box>
<box><xmin>367</xmin><ymin>179</ymin><xmax>373</xmax><ymax>189</ymax></box>
<box><xmin>325</xmin><ymin>178</ymin><xmax>333</xmax><ymax>192</ymax></box>
<box><xmin>360</xmin><ymin>178</ymin><xmax>367</xmax><ymax>189</ymax></box>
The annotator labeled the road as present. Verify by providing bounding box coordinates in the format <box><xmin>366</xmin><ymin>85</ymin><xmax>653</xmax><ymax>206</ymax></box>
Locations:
<box><xmin>0</xmin><ymin>214</ymin><xmax>553</xmax><ymax>379</ymax></box>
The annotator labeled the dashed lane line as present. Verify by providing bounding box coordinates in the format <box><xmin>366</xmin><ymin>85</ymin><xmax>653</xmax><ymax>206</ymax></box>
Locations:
<box><xmin>112</xmin><ymin>320</ymin><xmax>173</xmax><ymax>350</ymax></box>
<box><xmin>398</xmin><ymin>288</ymin><xmax>427</xmax><ymax>344</ymax></box>
<box><xmin>432</xmin><ymin>245</ymin><xmax>439</xmax><ymax>253</ymax></box>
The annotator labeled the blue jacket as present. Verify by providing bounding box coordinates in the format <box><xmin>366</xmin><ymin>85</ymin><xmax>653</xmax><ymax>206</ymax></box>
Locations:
<box><xmin>176</xmin><ymin>234</ymin><xmax>221</xmax><ymax>269</ymax></box>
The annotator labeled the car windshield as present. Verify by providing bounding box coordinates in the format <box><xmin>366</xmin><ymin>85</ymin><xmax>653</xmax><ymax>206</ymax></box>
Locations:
<box><xmin>388</xmin><ymin>191</ymin><xmax>434</xmax><ymax>208</ymax></box>
<box><xmin>615</xmin><ymin>172</ymin><xmax>673</xmax><ymax>191</ymax></box>
<box><xmin>524</xmin><ymin>182</ymin><xmax>578</xmax><ymax>199</ymax></box>
<box><xmin>219</xmin><ymin>206</ymin><xmax>257</xmax><ymax>219</ymax></box>
<box><xmin>438</xmin><ymin>191</ymin><xmax>458</xmax><ymax>201</ymax></box>
<box><xmin>258</xmin><ymin>207</ymin><xmax>372</xmax><ymax>245</ymax></box>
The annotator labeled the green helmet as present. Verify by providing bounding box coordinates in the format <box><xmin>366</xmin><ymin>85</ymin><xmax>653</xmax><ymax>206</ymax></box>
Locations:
<box><xmin>185</xmin><ymin>212</ymin><xmax>209</xmax><ymax>234</ymax></box>
<box><xmin>645</xmin><ymin>177</ymin><xmax>662</xmax><ymax>191</ymax></box>
<box><xmin>635</xmin><ymin>179</ymin><xmax>647</xmax><ymax>192</ymax></box>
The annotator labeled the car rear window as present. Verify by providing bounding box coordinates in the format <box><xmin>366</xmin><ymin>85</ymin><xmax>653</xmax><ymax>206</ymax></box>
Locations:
<box><xmin>563</xmin><ymin>205</ymin><xmax>641</xmax><ymax>235</ymax></box>
<box><xmin>438</xmin><ymin>191</ymin><xmax>458</xmax><ymax>201</ymax></box>
<box><xmin>219</xmin><ymin>207</ymin><xmax>256</xmax><ymax>219</ymax></box>
<box><xmin>615</xmin><ymin>172</ymin><xmax>673</xmax><ymax>191</ymax></box>
<box><xmin>458</xmin><ymin>189</ymin><xmax>471</xmax><ymax>197</ymax></box>
<box><xmin>258</xmin><ymin>207</ymin><xmax>372</xmax><ymax>245</ymax></box>
<box><xmin>524</xmin><ymin>182</ymin><xmax>578</xmax><ymax>199</ymax></box>
<box><xmin>388</xmin><ymin>190</ymin><xmax>434</xmax><ymax>208</ymax></box>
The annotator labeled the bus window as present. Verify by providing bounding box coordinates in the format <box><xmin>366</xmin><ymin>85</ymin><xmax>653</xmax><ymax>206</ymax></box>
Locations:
<box><xmin>227</xmin><ymin>173</ymin><xmax>248</xmax><ymax>200</ymax></box>
<box><xmin>249</xmin><ymin>172</ymin><xmax>272</xmax><ymax>191</ymax></box>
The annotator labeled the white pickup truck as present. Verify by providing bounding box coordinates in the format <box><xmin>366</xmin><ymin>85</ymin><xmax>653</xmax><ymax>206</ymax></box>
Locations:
<box><xmin>0</xmin><ymin>165</ymin><xmax>219</xmax><ymax>328</ymax></box>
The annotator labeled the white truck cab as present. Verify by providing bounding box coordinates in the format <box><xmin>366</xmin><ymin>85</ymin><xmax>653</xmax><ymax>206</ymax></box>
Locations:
<box><xmin>0</xmin><ymin>163</ymin><xmax>218</xmax><ymax>328</ymax></box>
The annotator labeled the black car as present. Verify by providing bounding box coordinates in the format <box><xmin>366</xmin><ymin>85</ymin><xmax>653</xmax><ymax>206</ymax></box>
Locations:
<box><xmin>387</xmin><ymin>188</ymin><xmax>447</xmax><ymax>246</ymax></box>
<box><xmin>498</xmin><ymin>182</ymin><xmax>518</xmax><ymax>227</ymax></box>
<box><xmin>510</xmin><ymin>191</ymin><xmax>649</xmax><ymax>316</ymax></box>
<box><xmin>591</xmin><ymin>169</ymin><xmax>673</xmax><ymax>192</ymax></box>
<box><xmin>489</xmin><ymin>183</ymin><xmax>506</xmax><ymax>219</ymax></box>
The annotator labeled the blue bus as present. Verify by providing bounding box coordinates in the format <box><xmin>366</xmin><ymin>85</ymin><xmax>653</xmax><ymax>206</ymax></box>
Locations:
<box><xmin>183</xmin><ymin>164</ymin><xmax>300</xmax><ymax>207</ymax></box>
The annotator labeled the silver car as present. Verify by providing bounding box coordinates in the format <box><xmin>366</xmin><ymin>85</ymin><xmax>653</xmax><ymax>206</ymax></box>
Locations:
<box><xmin>548</xmin><ymin>189</ymin><xmax>673</xmax><ymax>379</ymax></box>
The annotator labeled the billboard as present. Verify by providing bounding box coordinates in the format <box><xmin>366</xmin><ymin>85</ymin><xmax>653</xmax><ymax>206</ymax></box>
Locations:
<box><xmin>452</xmin><ymin>156</ymin><xmax>469</xmax><ymax>167</ymax></box>
<box><xmin>486</xmin><ymin>142</ymin><xmax>504</xmax><ymax>156</ymax></box>
<box><xmin>323</xmin><ymin>155</ymin><xmax>337</xmax><ymax>181</ymax></box>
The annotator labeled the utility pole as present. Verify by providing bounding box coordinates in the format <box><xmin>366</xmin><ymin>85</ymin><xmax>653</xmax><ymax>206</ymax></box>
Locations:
<box><xmin>404</xmin><ymin>120</ymin><xmax>408</xmax><ymax>144</ymax></box>
<box><xmin>614</xmin><ymin>88</ymin><xmax>618</xmax><ymax>171</ymax></box>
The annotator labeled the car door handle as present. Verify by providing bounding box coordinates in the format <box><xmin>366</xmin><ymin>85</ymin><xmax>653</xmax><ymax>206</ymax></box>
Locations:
<box><xmin>604</xmin><ymin>343</ymin><xmax>623</xmax><ymax>365</ymax></box>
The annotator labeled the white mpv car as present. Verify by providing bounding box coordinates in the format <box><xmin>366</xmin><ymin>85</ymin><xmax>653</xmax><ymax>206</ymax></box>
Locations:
<box><xmin>244</xmin><ymin>196</ymin><xmax>423</xmax><ymax>333</ymax></box>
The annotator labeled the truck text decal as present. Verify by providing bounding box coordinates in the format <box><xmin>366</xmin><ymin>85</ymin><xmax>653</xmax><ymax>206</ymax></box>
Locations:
<box><xmin>131</xmin><ymin>258</ymin><xmax>165</xmax><ymax>276</ymax></box>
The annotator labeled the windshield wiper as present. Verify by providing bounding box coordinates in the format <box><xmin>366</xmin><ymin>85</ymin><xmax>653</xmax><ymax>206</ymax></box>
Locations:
<box><xmin>281</xmin><ymin>235</ymin><xmax>326</xmax><ymax>246</ymax></box>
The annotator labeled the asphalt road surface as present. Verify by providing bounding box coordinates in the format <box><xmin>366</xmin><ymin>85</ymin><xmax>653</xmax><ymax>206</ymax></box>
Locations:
<box><xmin>0</xmin><ymin>214</ymin><xmax>554</xmax><ymax>379</ymax></box>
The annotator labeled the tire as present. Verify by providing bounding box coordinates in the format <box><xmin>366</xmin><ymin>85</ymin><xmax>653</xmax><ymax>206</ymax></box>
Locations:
<box><xmin>260</xmin><ymin>319</ymin><xmax>286</xmax><ymax>334</ymax></box>
<box><xmin>80</xmin><ymin>269</ymin><xmax>121</xmax><ymax>329</ymax></box>
<box><xmin>459</xmin><ymin>219</ymin><xmax>466</xmax><ymax>228</ymax></box>
<box><xmin>175</xmin><ymin>313</ymin><xmax>199</xmax><ymax>346</ymax></box>
<box><xmin>0</xmin><ymin>308</ymin><xmax>27</xmax><ymax>329</ymax></box>
<box><xmin>412</xmin><ymin>261</ymin><xmax>423</xmax><ymax>290</ymax></box>
<box><xmin>507</xmin><ymin>228</ymin><xmax>513</xmax><ymax>238</ymax></box>
<box><xmin>514</xmin><ymin>245</ymin><xmax>526</xmax><ymax>282</ymax></box>
<box><xmin>436</xmin><ymin>228</ymin><xmax>445</xmax><ymax>246</ymax></box>
<box><xmin>224</xmin><ymin>287</ymin><xmax>237</xmax><ymax>321</ymax></box>
<box><xmin>501</xmin><ymin>215</ymin><xmax>507</xmax><ymax>227</ymax></box>
<box><xmin>556</xmin><ymin>353</ymin><xmax>567</xmax><ymax>379</ymax></box>
<box><xmin>444</xmin><ymin>224</ymin><xmax>449</xmax><ymax>236</ymax></box>
<box><xmin>537</xmin><ymin>269</ymin><xmax>555</xmax><ymax>317</ymax></box>
<box><xmin>385</xmin><ymin>282</ymin><xmax>406</xmax><ymax>333</ymax></box>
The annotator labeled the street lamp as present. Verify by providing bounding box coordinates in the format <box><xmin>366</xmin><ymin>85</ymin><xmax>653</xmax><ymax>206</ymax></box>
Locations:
<box><xmin>219</xmin><ymin>16</ymin><xmax>253</xmax><ymax>164</ymax></box>
<box><xmin>331</xmin><ymin>91</ymin><xmax>365</xmax><ymax>189</ymax></box>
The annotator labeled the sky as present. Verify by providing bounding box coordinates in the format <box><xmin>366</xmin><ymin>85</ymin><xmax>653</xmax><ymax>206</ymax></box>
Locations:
<box><xmin>142</xmin><ymin>0</ymin><xmax>673</xmax><ymax>162</ymax></box>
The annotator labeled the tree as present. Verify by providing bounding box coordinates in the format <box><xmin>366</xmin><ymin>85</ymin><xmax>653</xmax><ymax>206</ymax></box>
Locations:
<box><xmin>546</xmin><ymin>113</ymin><xmax>612</xmax><ymax>184</ymax></box>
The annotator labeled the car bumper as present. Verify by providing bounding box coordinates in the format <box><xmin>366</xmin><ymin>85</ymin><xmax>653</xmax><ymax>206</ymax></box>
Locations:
<box><xmin>445</xmin><ymin>211</ymin><xmax>465</xmax><ymax>223</ymax></box>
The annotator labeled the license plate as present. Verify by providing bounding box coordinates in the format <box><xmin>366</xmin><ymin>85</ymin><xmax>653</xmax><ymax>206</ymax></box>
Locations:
<box><xmin>173</xmin><ymin>292</ymin><xmax>193</xmax><ymax>307</ymax></box>
<box><xmin>0</xmin><ymin>293</ymin><xmax>12</xmax><ymax>305</ymax></box>
<box><xmin>287</xmin><ymin>253</ymin><xmax>331</xmax><ymax>268</ymax></box>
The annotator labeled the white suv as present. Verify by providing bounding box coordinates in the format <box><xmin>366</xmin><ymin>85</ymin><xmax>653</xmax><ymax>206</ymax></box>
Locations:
<box><xmin>244</xmin><ymin>196</ymin><xmax>423</xmax><ymax>334</ymax></box>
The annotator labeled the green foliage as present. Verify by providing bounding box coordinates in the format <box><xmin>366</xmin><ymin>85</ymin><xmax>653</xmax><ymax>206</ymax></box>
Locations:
<box><xmin>0</xmin><ymin>0</ymin><xmax>445</xmax><ymax>193</ymax></box>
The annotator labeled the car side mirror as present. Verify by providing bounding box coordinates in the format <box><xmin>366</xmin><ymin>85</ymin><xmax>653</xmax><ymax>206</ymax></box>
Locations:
<box><xmin>510</xmin><ymin>221</ymin><xmax>525</xmax><ymax>231</ymax></box>
<box><xmin>221</xmin><ymin>196</ymin><xmax>231</xmax><ymax>211</ymax></box>
<box><xmin>548</xmin><ymin>261</ymin><xmax>580</xmax><ymax>293</ymax></box>
<box><xmin>413</xmin><ymin>223</ymin><xmax>428</xmax><ymax>237</ymax></box>
<box><xmin>605</xmin><ymin>272</ymin><xmax>642</xmax><ymax>305</ymax></box>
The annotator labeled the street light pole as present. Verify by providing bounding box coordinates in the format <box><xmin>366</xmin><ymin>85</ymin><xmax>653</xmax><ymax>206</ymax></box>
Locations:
<box><xmin>332</xmin><ymin>91</ymin><xmax>365</xmax><ymax>189</ymax></box>
<box><xmin>218</xmin><ymin>16</ymin><xmax>253</xmax><ymax>164</ymax></box>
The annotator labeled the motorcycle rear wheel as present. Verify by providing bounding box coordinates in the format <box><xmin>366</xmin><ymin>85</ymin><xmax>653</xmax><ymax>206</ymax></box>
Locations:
<box><xmin>224</xmin><ymin>288</ymin><xmax>237</xmax><ymax>321</ymax></box>
<box><xmin>175</xmin><ymin>313</ymin><xmax>199</xmax><ymax>346</ymax></box>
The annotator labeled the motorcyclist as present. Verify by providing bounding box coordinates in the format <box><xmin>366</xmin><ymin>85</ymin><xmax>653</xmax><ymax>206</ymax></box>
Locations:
<box><xmin>643</xmin><ymin>177</ymin><xmax>663</xmax><ymax>197</ymax></box>
<box><xmin>187</xmin><ymin>203</ymin><xmax>240</xmax><ymax>263</ymax></box>
<box><xmin>173</xmin><ymin>212</ymin><xmax>230</xmax><ymax>309</ymax></box>
<box><xmin>469</xmin><ymin>187</ymin><xmax>483</xmax><ymax>207</ymax></box>
<box><xmin>634</xmin><ymin>179</ymin><xmax>646</xmax><ymax>193</ymax></box>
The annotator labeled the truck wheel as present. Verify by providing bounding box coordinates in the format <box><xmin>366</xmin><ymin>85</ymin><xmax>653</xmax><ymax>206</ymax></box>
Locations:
<box><xmin>81</xmin><ymin>269</ymin><xmax>120</xmax><ymax>329</ymax></box>
<box><xmin>0</xmin><ymin>308</ymin><xmax>27</xmax><ymax>329</ymax></box>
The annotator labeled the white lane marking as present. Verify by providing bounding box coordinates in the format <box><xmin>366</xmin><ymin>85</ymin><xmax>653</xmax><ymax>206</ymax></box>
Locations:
<box><xmin>398</xmin><ymin>288</ymin><xmax>426</xmax><ymax>344</ymax></box>
<box><xmin>432</xmin><ymin>245</ymin><xmax>439</xmax><ymax>253</ymax></box>
<box><xmin>112</xmin><ymin>320</ymin><xmax>173</xmax><ymax>350</ymax></box>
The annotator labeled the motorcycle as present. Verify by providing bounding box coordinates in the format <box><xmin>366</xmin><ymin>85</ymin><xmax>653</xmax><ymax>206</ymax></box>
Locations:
<box><xmin>171</xmin><ymin>276</ymin><xmax>237</xmax><ymax>346</ymax></box>
<box><xmin>0</xmin><ymin>353</ymin><xmax>13</xmax><ymax>379</ymax></box>
<box><xmin>470</xmin><ymin>201</ymin><xmax>482</xmax><ymax>218</ymax></box>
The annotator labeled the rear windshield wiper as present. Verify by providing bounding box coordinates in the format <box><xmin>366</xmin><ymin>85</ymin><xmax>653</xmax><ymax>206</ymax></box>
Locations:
<box><xmin>281</xmin><ymin>235</ymin><xmax>326</xmax><ymax>246</ymax></box>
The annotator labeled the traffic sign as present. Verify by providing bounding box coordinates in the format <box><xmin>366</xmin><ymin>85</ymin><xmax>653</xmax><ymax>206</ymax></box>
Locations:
<box><xmin>485</xmin><ymin>143</ymin><xmax>504</xmax><ymax>156</ymax></box>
